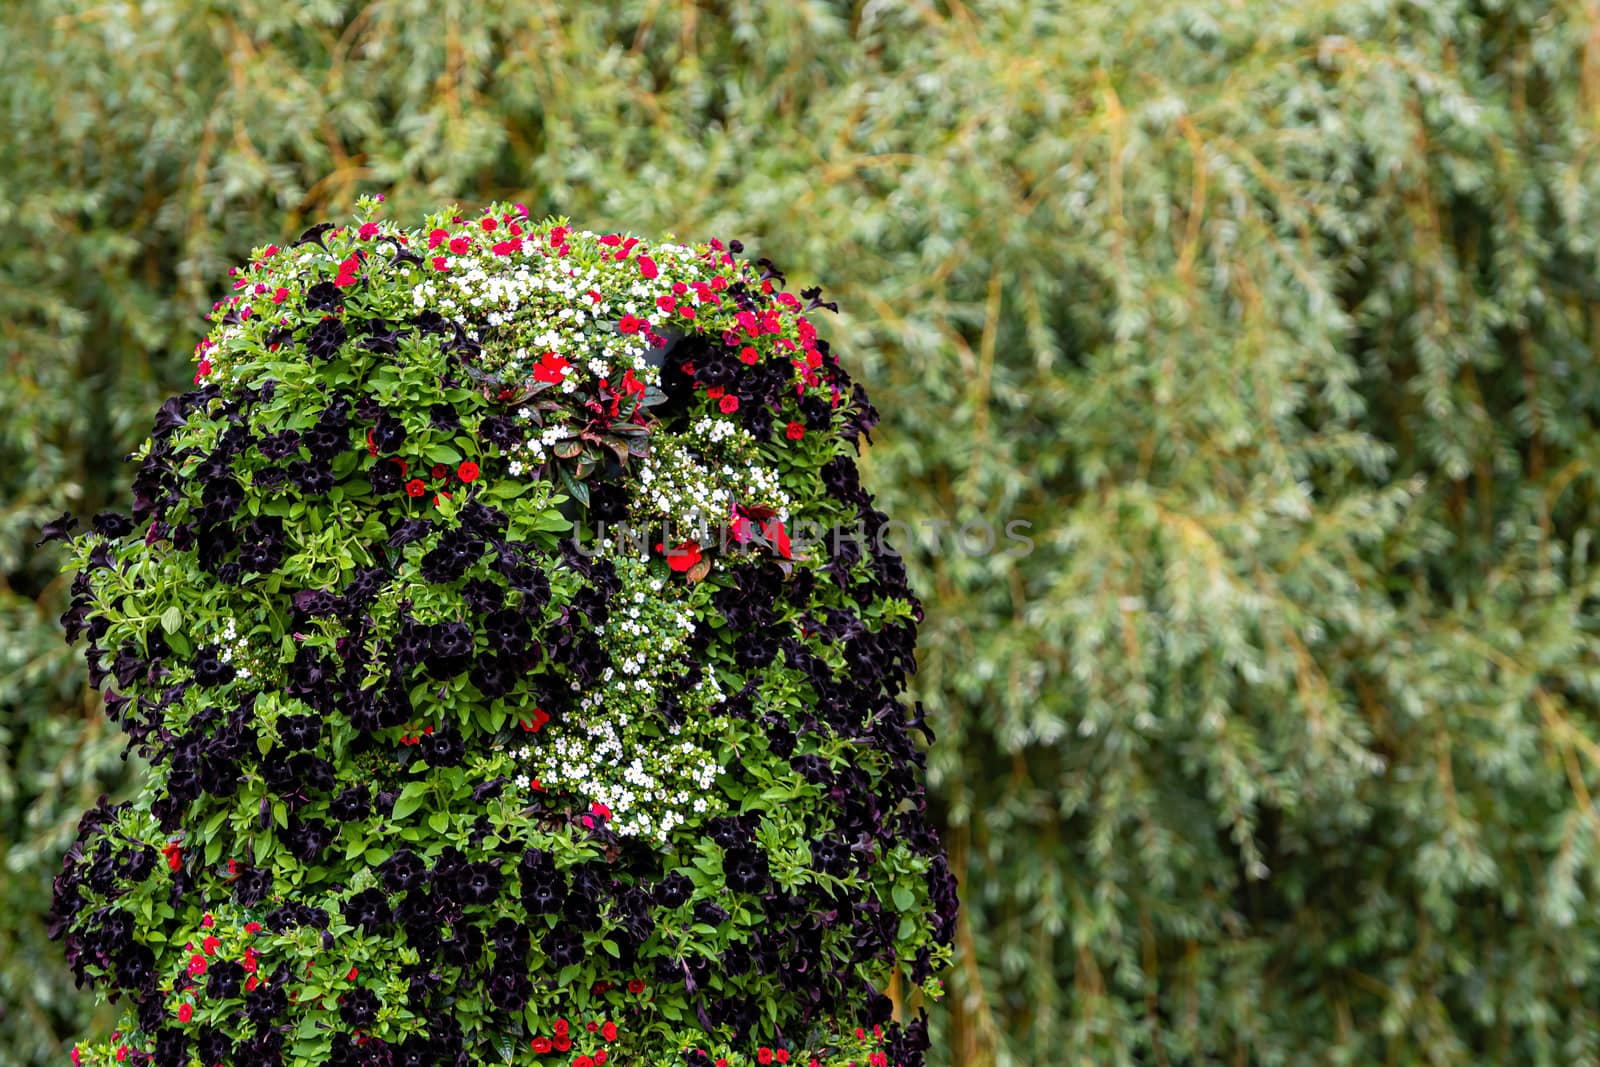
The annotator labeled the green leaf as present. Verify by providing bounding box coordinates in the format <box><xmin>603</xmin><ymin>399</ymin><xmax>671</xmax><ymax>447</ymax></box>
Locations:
<box><xmin>392</xmin><ymin>781</ymin><xmax>429</xmax><ymax>822</ymax></box>
<box><xmin>423</xmin><ymin>441</ymin><xmax>463</xmax><ymax>464</ymax></box>
<box><xmin>160</xmin><ymin>605</ymin><xmax>182</xmax><ymax>633</ymax></box>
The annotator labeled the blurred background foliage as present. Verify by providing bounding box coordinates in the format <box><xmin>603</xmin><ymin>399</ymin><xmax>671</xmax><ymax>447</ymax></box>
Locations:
<box><xmin>7</xmin><ymin>0</ymin><xmax>1600</xmax><ymax>1063</ymax></box>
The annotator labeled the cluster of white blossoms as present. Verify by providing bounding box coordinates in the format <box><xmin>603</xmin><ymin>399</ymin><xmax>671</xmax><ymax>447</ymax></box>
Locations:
<box><xmin>216</xmin><ymin>616</ymin><xmax>256</xmax><ymax>682</ymax></box>
<box><xmin>634</xmin><ymin>420</ymin><xmax>790</xmax><ymax>537</ymax></box>
<box><xmin>506</xmin><ymin>556</ymin><xmax>729</xmax><ymax>840</ymax></box>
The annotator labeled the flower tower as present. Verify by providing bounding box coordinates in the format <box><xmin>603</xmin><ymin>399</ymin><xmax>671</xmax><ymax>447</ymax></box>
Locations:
<box><xmin>45</xmin><ymin>198</ymin><xmax>957</xmax><ymax>1067</ymax></box>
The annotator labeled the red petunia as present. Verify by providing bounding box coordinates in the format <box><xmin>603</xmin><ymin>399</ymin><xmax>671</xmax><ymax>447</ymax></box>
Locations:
<box><xmin>758</xmin><ymin>1049</ymin><xmax>774</xmax><ymax>1065</ymax></box>
<box><xmin>532</xmin><ymin>1037</ymin><xmax>552</xmax><ymax>1054</ymax></box>
<box><xmin>739</xmin><ymin>346</ymin><xmax>759</xmax><ymax>365</ymax></box>
<box><xmin>245</xmin><ymin>975</ymin><xmax>259</xmax><ymax>992</ymax></box>
<box><xmin>245</xmin><ymin>922</ymin><xmax>261</xmax><ymax>934</ymax></box>
<box><xmin>719</xmin><ymin>395</ymin><xmax>739</xmax><ymax>414</ymax></box>
<box><xmin>201</xmin><ymin>935</ymin><xmax>220</xmax><ymax>956</ymax></box>
<box><xmin>618</xmin><ymin>314</ymin><xmax>644</xmax><ymax>334</ymax></box>
<box><xmin>449</xmin><ymin>237</ymin><xmax>470</xmax><ymax>255</ymax></box>
<box><xmin>405</xmin><ymin>479</ymin><xmax>426</xmax><ymax>498</ymax></box>
<box><xmin>480</xmin><ymin>216</ymin><xmax>497</xmax><ymax>231</ymax></box>
<box><xmin>657</xmin><ymin>541</ymin><xmax>702</xmax><ymax>573</ymax></box>
<box><xmin>432</xmin><ymin>256</ymin><xmax>450</xmax><ymax>272</ymax></box>
<box><xmin>627</xmin><ymin>979</ymin><xmax>646</xmax><ymax>994</ymax></box>
<box><xmin>532</xmin><ymin>352</ymin><xmax>571</xmax><ymax>384</ymax></box>
<box><xmin>457</xmin><ymin>461</ymin><xmax>479</xmax><ymax>483</ymax></box>
<box><xmin>358</xmin><ymin>222</ymin><xmax>380</xmax><ymax>240</ymax></box>
<box><xmin>493</xmin><ymin>238</ymin><xmax>522</xmax><ymax>256</ymax></box>
<box><xmin>600</xmin><ymin>1021</ymin><xmax>618</xmax><ymax>1042</ymax></box>
<box><xmin>272</xmin><ymin>287</ymin><xmax>289</xmax><ymax>304</ymax></box>
<box><xmin>574</xmin><ymin>1057</ymin><xmax>594</xmax><ymax>1067</ymax></box>
<box><xmin>162</xmin><ymin>841</ymin><xmax>183</xmax><ymax>872</ymax></box>
<box><xmin>428</xmin><ymin>228</ymin><xmax>448</xmax><ymax>249</ymax></box>
<box><xmin>785</xmin><ymin>421</ymin><xmax>805</xmax><ymax>441</ymax></box>
<box><xmin>187</xmin><ymin>954</ymin><xmax>206</xmax><ymax>977</ymax></box>
<box><xmin>431</xmin><ymin>464</ymin><xmax>448</xmax><ymax>480</ymax></box>
<box><xmin>761</xmin><ymin>519</ymin><xmax>792</xmax><ymax>559</ymax></box>
<box><xmin>637</xmin><ymin>255</ymin><xmax>658</xmax><ymax>279</ymax></box>
<box><xmin>177</xmin><ymin>1004</ymin><xmax>193</xmax><ymax>1024</ymax></box>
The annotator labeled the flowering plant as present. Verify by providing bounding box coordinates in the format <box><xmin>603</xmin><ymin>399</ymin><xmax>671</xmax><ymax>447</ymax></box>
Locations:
<box><xmin>43</xmin><ymin>196</ymin><xmax>956</xmax><ymax>1067</ymax></box>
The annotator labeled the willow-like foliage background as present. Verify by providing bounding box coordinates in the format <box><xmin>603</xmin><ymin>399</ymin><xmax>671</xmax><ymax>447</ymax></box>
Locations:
<box><xmin>8</xmin><ymin>2</ymin><xmax>1600</xmax><ymax>1064</ymax></box>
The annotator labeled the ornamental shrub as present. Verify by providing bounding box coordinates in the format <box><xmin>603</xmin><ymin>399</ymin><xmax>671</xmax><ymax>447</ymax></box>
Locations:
<box><xmin>44</xmin><ymin>198</ymin><xmax>956</xmax><ymax>1067</ymax></box>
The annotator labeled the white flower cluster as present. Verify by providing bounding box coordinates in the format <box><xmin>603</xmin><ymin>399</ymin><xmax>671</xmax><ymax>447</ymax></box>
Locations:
<box><xmin>217</xmin><ymin>616</ymin><xmax>255</xmax><ymax>681</ymax></box>
<box><xmin>507</xmin><ymin>557</ymin><xmax>729</xmax><ymax>840</ymax></box>
<box><xmin>635</xmin><ymin>422</ymin><xmax>790</xmax><ymax>535</ymax></box>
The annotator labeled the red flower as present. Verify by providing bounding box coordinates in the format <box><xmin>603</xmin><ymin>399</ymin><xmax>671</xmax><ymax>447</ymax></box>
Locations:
<box><xmin>762</xmin><ymin>519</ymin><xmax>792</xmax><ymax>559</ymax></box>
<box><xmin>428</xmin><ymin>228</ymin><xmax>448</xmax><ymax>249</ymax></box>
<box><xmin>449</xmin><ymin>237</ymin><xmax>470</xmax><ymax>255</ymax></box>
<box><xmin>775</xmin><ymin>1052</ymin><xmax>789</xmax><ymax>1064</ymax></box>
<box><xmin>555</xmin><ymin>1036</ymin><xmax>572</xmax><ymax>1052</ymax></box>
<box><xmin>457</xmin><ymin>461</ymin><xmax>480</xmax><ymax>483</ymax></box>
<box><xmin>245</xmin><ymin>922</ymin><xmax>261</xmax><ymax>934</ymax></box>
<box><xmin>521</xmin><ymin>708</ymin><xmax>550</xmax><ymax>732</ymax></box>
<box><xmin>785</xmin><ymin>421</ymin><xmax>805</xmax><ymax>441</ymax></box>
<box><xmin>346</xmin><ymin>966</ymin><xmax>358</xmax><ymax>980</ymax></box>
<box><xmin>358</xmin><ymin>222</ymin><xmax>381</xmax><ymax>240</ymax></box>
<box><xmin>272</xmin><ymin>287</ymin><xmax>290</xmax><ymax>304</ymax></box>
<box><xmin>627</xmin><ymin>979</ymin><xmax>645</xmax><ymax>994</ymax></box>
<box><xmin>554</xmin><ymin>1019</ymin><xmax>570</xmax><ymax>1037</ymax></box>
<box><xmin>187</xmin><ymin>954</ymin><xmax>206</xmax><ymax>977</ymax></box>
<box><xmin>574</xmin><ymin>1057</ymin><xmax>595</xmax><ymax>1067</ymax></box>
<box><xmin>618</xmin><ymin>314</ymin><xmax>643</xmax><ymax>334</ymax></box>
<box><xmin>480</xmin><ymin>216</ymin><xmax>497</xmax><ymax>231</ymax></box>
<box><xmin>532</xmin><ymin>352</ymin><xmax>571</xmax><ymax>384</ymax></box>
<box><xmin>177</xmin><ymin>1003</ymin><xmax>193</xmax><ymax>1024</ymax></box>
<box><xmin>638</xmin><ymin>255</ymin><xmax>659</xmax><ymax>279</ymax></box>
<box><xmin>532</xmin><ymin>1038</ymin><xmax>552</xmax><ymax>1054</ymax></box>
<box><xmin>590</xmin><ymin>802</ymin><xmax>611</xmax><ymax>821</ymax></box>
<box><xmin>719</xmin><ymin>395</ymin><xmax>739</xmax><ymax>414</ymax></box>
<box><xmin>492</xmin><ymin>238</ymin><xmax>522</xmax><ymax>256</ymax></box>
<box><xmin>657</xmin><ymin>541</ymin><xmax>702</xmax><ymax>573</ymax></box>
<box><xmin>405</xmin><ymin>479</ymin><xmax>426</xmax><ymax>498</ymax></box>
<box><xmin>201</xmin><ymin>913</ymin><xmax>214</xmax><ymax>928</ymax></box>
<box><xmin>656</xmin><ymin>295</ymin><xmax>676</xmax><ymax>314</ymax></box>
<box><xmin>245</xmin><ymin>975</ymin><xmax>259</xmax><ymax>992</ymax></box>
<box><xmin>431</xmin><ymin>464</ymin><xmax>448</xmax><ymax>479</ymax></box>
<box><xmin>432</xmin><ymin>256</ymin><xmax>450</xmax><ymax>272</ymax></box>
<box><xmin>162</xmin><ymin>841</ymin><xmax>183</xmax><ymax>872</ymax></box>
<box><xmin>595</xmin><ymin>1053</ymin><xmax>607</xmax><ymax>1065</ymax></box>
<box><xmin>739</xmin><ymin>346</ymin><xmax>759</xmax><ymax>365</ymax></box>
<box><xmin>600</xmin><ymin>1021</ymin><xmax>617</xmax><ymax>1042</ymax></box>
<box><xmin>201</xmin><ymin>935</ymin><xmax>220</xmax><ymax>956</ymax></box>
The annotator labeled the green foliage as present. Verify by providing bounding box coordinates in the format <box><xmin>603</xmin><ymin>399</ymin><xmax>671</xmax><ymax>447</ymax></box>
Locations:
<box><xmin>7</xmin><ymin>1</ymin><xmax>1600</xmax><ymax>1065</ymax></box>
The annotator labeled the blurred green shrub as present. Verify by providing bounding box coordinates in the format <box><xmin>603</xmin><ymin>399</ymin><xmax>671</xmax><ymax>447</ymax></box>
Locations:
<box><xmin>7</xmin><ymin>1</ymin><xmax>1600</xmax><ymax>1064</ymax></box>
